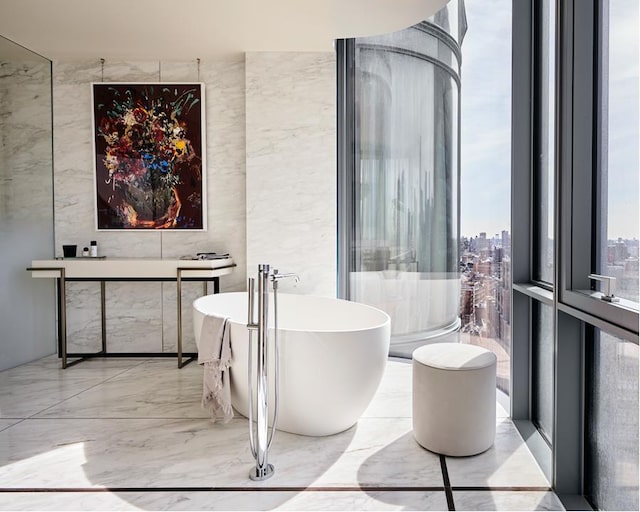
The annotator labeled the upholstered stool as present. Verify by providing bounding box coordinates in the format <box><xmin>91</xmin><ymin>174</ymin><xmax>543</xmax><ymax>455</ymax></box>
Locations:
<box><xmin>412</xmin><ymin>343</ymin><xmax>497</xmax><ymax>456</ymax></box>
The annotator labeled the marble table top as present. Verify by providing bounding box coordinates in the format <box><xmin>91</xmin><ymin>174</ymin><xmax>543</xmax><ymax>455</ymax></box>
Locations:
<box><xmin>29</xmin><ymin>257</ymin><xmax>235</xmax><ymax>279</ymax></box>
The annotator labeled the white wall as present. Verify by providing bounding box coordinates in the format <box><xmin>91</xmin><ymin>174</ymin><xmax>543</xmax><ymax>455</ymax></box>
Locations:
<box><xmin>51</xmin><ymin>52</ymin><xmax>336</xmax><ymax>354</ymax></box>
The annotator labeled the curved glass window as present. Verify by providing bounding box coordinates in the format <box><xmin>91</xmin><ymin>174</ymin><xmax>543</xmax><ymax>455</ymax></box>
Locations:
<box><xmin>340</xmin><ymin>3</ymin><xmax>465</xmax><ymax>356</ymax></box>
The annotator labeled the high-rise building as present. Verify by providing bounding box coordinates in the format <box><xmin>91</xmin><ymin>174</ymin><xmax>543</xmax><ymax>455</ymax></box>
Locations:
<box><xmin>339</xmin><ymin>1</ymin><xmax>467</xmax><ymax>357</ymax></box>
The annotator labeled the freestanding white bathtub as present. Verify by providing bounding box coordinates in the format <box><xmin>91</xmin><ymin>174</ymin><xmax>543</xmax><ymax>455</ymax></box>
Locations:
<box><xmin>193</xmin><ymin>292</ymin><xmax>391</xmax><ymax>436</ymax></box>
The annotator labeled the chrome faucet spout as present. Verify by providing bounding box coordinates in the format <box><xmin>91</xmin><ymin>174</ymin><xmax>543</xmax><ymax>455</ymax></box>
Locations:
<box><xmin>270</xmin><ymin>269</ymin><xmax>300</xmax><ymax>284</ymax></box>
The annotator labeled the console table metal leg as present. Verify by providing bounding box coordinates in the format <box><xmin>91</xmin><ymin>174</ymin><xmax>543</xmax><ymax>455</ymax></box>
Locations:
<box><xmin>100</xmin><ymin>281</ymin><xmax>107</xmax><ymax>354</ymax></box>
<box><xmin>177</xmin><ymin>270</ymin><xmax>183</xmax><ymax>368</ymax></box>
<box><xmin>59</xmin><ymin>270</ymin><xmax>67</xmax><ymax>369</ymax></box>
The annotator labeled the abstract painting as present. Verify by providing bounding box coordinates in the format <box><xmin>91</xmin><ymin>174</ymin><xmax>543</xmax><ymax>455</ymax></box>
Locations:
<box><xmin>92</xmin><ymin>83</ymin><xmax>206</xmax><ymax>230</ymax></box>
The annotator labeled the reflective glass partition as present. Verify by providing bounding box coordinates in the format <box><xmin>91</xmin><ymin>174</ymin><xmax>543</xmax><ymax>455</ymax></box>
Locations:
<box><xmin>0</xmin><ymin>36</ymin><xmax>55</xmax><ymax>370</ymax></box>
<box><xmin>339</xmin><ymin>1</ymin><xmax>464</xmax><ymax>356</ymax></box>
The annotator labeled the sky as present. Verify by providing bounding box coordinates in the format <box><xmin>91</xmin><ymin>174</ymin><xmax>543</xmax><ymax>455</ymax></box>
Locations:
<box><xmin>459</xmin><ymin>0</ymin><xmax>639</xmax><ymax>240</ymax></box>
<box><xmin>460</xmin><ymin>0</ymin><xmax>512</xmax><ymax>238</ymax></box>
<box><xmin>606</xmin><ymin>0</ymin><xmax>639</xmax><ymax>240</ymax></box>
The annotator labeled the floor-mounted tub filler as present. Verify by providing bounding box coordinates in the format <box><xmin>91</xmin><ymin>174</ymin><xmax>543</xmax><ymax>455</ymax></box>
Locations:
<box><xmin>245</xmin><ymin>264</ymin><xmax>298</xmax><ymax>480</ymax></box>
<box><xmin>193</xmin><ymin>267</ymin><xmax>391</xmax><ymax>479</ymax></box>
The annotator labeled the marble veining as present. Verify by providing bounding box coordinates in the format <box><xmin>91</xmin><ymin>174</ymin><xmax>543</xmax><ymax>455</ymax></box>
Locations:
<box><xmin>50</xmin><ymin>53</ymin><xmax>335</xmax><ymax>354</ymax></box>
<box><xmin>0</xmin><ymin>419</ymin><xmax>22</xmax><ymax>432</ymax></box>
<box><xmin>103</xmin><ymin>282</ymin><xmax>163</xmax><ymax>353</ymax></box>
<box><xmin>0</xmin><ymin>356</ymin><xmax>144</xmax><ymax>419</ymax></box>
<box><xmin>52</xmin><ymin>60</ymin><xmax>101</xmax><ymax>84</ymax></box>
<box><xmin>0</xmin><ymin>491</ymin><xmax>450</xmax><ymax>511</ymax></box>
<box><xmin>361</xmin><ymin>358</ymin><xmax>413</xmax><ymax>419</ymax></box>
<box><xmin>158</xmin><ymin>61</ymin><xmax>200</xmax><ymax>82</ymax></box>
<box><xmin>64</xmin><ymin>282</ymin><xmax>102</xmax><ymax>353</ymax></box>
<box><xmin>51</xmin><ymin>58</ymin><xmax>245</xmax><ymax>354</ymax></box>
<box><xmin>34</xmin><ymin>359</ymin><xmax>207</xmax><ymax>419</ymax></box>
<box><xmin>161</xmin><ymin>281</ymin><xmax>201</xmax><ymax>353</ymax></box>
<box><xmin>101</xmin><ymin>60</ymin><xmax>161</xmax><ymax>82</ymax></box>
<box><xmin>245</xmin><ymin>52</ymin><xmax>336</xmax><ymax>297</ymax></box>
<box><xmin>452</xmin><ymin>491</ymin><xmax>565</xmax><ymax>511</ymax></box>
<box><xmin>0</xmin><ymin>60</ymin><xmax>53</xmax><ymax>228</ymax></box>
<box><xmin>0</xmin><ymin>357</ymin><xmax>564</xmax><ymax>510</ymax></box>
<box><xmin>445</xmin><ymin>417</ymin><xmax>551</xmax><ymax>487</ymax></box>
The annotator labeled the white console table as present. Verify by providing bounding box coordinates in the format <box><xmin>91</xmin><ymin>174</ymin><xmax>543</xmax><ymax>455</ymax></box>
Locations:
<box><xmin>28</xmin><ymin>258</ymin><xmax>235</xmax><ymax>369</ymax></box>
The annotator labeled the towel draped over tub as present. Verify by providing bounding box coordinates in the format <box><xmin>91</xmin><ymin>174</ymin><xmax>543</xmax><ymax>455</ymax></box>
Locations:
<box><xmin>198</xmin><ymin>314</ymin><xmax>233</xmax><ymax>423</ymax></box>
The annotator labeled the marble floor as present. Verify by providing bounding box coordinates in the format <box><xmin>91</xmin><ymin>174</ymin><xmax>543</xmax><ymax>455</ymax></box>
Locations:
<box><xmin>0</xmin><ymin>355</ymin><xmax>564</xmax><ymax>511</ymax></box>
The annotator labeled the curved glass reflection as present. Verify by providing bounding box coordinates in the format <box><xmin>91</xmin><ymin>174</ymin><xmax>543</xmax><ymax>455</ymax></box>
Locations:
<box><xmin>349</xmin><ymin>3</ymin><xmax>465</xmax><ymax>356</ymax></box>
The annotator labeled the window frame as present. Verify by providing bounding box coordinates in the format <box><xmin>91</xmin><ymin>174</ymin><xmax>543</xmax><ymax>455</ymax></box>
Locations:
<box><xmin>531</xmin><ymin>0</ymin><xmax>556</xmax><ymax>289</ymax></box>
<box><xmin>512</xmin><ymin>0</ymin><xmax>638</xmax><ymax>507</ymax></box>
<box><xmin>558</xmin><ymin>0</ymin><xmax>639</xmax><ymax>335</ymax></box>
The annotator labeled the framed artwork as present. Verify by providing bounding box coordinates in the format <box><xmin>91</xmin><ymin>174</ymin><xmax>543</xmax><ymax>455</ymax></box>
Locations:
<box><xmin>92</xmin><ymin>83</ymin><xmax>206</xmax><ymax>230</ymax></box>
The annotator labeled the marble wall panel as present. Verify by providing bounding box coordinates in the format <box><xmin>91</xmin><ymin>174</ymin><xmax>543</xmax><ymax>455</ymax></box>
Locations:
<box><xmin>53</xmin><ymin>58</ymin><xmax>247</xmax><ymax>355</ymax></box>
<box><xmin>160</xmin><ymin>56</ymin><xmax>246</xmax><ymax>350</ymax></box>
<box><xmin>159</xmin><ymin>55</ymin><xmax>247</xmax><ymax>292</ymax></box>
<box><xmin>245</xmin><ymin>52</ymin><xmax>336</xmax><ymax>297</ymax></box>
<box><xmin>104</xmin><ymin>282</ymin><xmax>163</xmax><ymax>353</ymax></box>
<box><xmin>0</xmin><ymin>57</ymin><xmax>56</xmax><ymax>370</ymax></box>
<box><xmin>101</xmin><ymin>60</ymin><xmax>162</xmax><ymax>82</ymax></box>
<box><xmin>156</xmin><ymin>60</ymin><xmax>199</xmax><ymax>82</ymax></box>
<box><xmin>161</xmin><ymin>281</ymin><xmax>203</xmax><ymax>353</ymax></box>
<box><xmin>53</xmin><ymin>61</ymin><xmax>163</xmax><ymax>355</ymax></box>
<box><xmin>0</xmin><ymin>61</ymin><xmax>52</xmax><ymax>224</ymax></box>
<box><xmin>52</xmin><ymin>60</ymin><xmax>100</xmax><ymax>241</ymax></box>
<box><xmin>65</xmin><ymin>282</ymin><xmax>102</xmax><ymax>353</ymax></box>
<box><xmin>53</xmin><ymin>53</ymin><xmax>336</xmax><ymax>357</ymax></box>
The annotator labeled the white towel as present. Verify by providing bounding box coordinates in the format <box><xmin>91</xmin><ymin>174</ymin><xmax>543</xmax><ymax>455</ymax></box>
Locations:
<box><xmin>198</xmin><ymin>313</ymin><xmax>233</xmax><ymax>423</ymax></box>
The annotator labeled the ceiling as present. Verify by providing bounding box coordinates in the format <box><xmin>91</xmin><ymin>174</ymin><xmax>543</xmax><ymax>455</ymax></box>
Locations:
<box><xmin>0</xmin><ymin>0</ymin><xmax>449</xmax><ymax>60</ymax></box>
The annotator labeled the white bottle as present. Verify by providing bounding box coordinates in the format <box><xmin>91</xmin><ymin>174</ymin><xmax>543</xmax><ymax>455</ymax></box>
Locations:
<box><xmin>90</xmin><ymin>240</ymin><xmax>98</xmax><ymax>257</ymax></box>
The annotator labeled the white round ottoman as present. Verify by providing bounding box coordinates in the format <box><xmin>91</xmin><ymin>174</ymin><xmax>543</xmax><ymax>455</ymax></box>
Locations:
<box><xmin>412</xmin><ymin>343</ymin><xmax>497</xmax><ymax>456</ymax></box>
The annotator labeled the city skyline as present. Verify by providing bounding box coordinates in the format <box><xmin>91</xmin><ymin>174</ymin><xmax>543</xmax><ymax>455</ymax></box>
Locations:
<box><xmin>460</xmin><ymin>0</ymin><xmax>638</xmax><ymax>240</ymax></box>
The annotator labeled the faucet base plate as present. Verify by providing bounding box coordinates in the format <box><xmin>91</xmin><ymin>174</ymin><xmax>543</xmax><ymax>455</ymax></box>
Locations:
<box><xmin>249</xmin><ymin>463</ymin><xmax>275</xmax><ymax>481</ymax></box>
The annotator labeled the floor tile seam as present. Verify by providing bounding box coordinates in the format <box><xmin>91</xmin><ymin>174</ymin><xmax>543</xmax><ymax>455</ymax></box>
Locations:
<box><xmin>59</xmin><ymin>359</ymin><xmax>154</xmax><ymax>375</ymax></box>
<box><xmin>0</xmin><ymin>486</ymin><xmax>448</xmax><ymax>493</ymax></box>
<box><xmin>16</xmin><ymin>415</ymin><xmax>247</xmax><ymax>422</ymax></box>
<box><xmin>0</xmin><ymin>486</ymin><xmax>556</xmax><ymax>493</ymax></box>
<box><xmin>358</xmin><ymin>416</ymin><xmax>511</xmax><ymax>421</ymax></box>
<box><xmin>26</xmin><ymin>362</ymin><xmax>153</xmax><ymax>420</ymax></box>
<box><xmin>450</xmin><ymin>486</ymin><xmax>553</xmax><ymax>492</ymax></box>
<box><xmin>439</xmin><ymin>455</ymin><xmax>456</xmax><ymax>511</ymax></box>
<box><xmin>1</xmin><ymin>356</ymin><xmax>146</xmax><ymax>375</ymax></box>
<box><xmin>17</xmin><ymin>416</ymin><xmax>211</xmax><ymax>421</ymax></box>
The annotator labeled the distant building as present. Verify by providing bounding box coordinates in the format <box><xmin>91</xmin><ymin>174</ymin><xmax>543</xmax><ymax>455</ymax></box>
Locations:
<box><xmin>460</xmin><ymin>231</ymin><xmax>512</xmax><ymax>350</ymax></box>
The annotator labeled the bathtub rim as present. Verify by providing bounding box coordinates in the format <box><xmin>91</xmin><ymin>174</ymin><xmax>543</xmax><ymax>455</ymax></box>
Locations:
<box><xmin>193</xmin><ymin>291</ymin><xmax>392</xmax><ymax>334</ymax></box>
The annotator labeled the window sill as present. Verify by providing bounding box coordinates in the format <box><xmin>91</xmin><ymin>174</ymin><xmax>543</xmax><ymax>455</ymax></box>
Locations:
<box><xmin>513</xmin><ymin>282</ymin><xmax>554</xmax><ymax>305</ymax></box>
<box><xmin>559</xmin><ymin>289</ymin><xmax>639</xmax><ymax>341</ymax></box>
